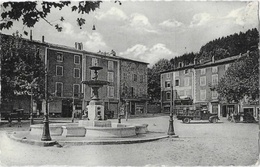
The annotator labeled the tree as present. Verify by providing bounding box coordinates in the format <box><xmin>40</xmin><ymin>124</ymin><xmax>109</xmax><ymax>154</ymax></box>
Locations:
<box><xmin>215</xmin><ymin>50</ymin><xmax>259</xmax><ymax>103</ymax></box>
<box><xmin>1</xmin><ymin>32</ymin><xmax>45</xmax><ymax>106</ymax></box>
<box><xmin>0</xmin><ymin>1</ymin><xmax>122</xmax><ymax>33</ymax></box>
<box><xmin>148</xmin><ymin>59</ymin><xmax>173</xmax><ymax>103</ymax></box>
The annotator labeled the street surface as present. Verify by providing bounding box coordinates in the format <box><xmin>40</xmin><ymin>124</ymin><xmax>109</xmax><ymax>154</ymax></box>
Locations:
<box><xmin>0</xmin><ymin>115</ymin><xmax>258</xmax><ymax>166</ymax></box>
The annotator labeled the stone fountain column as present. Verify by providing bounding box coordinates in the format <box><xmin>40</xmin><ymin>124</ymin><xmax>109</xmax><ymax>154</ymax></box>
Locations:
<box><xmin>80</xmin><ymin>66</ymin><xmax>110</xmax><ymax>127</ymax></box>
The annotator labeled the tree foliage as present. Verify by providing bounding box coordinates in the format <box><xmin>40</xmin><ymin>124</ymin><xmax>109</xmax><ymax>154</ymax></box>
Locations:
<box><xmin>215</xmin><ymin>50</ymin><xmax>259</xmax><ymax>103</ymax></box>
<box><xmin>198</xmin><ymin>28</ymin><xmax>259</xmax><ymax>62</ymax></box>
<box><xmin>0</xmin><ymin>1</ymin><xmax>104</xmax><ymax>33</ymax></box>
<box><xmin>1</xmin><ymin>32</ymin><xmax>45</xmax><ymax>103</ymax></box>
<box><xmin>148</xmin><ymin>59</ymin><xmax>173</xmax><ymax>102</ymax></box>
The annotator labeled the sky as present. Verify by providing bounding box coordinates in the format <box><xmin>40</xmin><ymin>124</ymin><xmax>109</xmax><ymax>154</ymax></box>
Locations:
<box><xmin>1</xmin><ymin>1</ymin><xmax>258</xmax><ymax>67</ymax></box>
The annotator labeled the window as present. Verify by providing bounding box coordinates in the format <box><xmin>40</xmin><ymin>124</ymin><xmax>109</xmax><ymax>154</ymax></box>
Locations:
<box><xmin>200</xmin><ymin>68</ymin><xmax>206</xmax><ymax>75</ymax></box>
<box><xmin>123</xmin><ymin>73</ymin><xmax>127</xmax><ymax>80</ymax></box>
<box><xmin>212</xmin><ymin>74</ymin><xmax>218</xmax><ymax>85</ymax></box>
<box><xmin>107</xmin><ymin>86</ymin><xmax>114</xmax><ymax>98</ymax></box>
<box><xmin>131</xmin><ymin>87</ymin><xmax>134</xmax><ymax>97</ymax></box>
<box><xmin>185</xmin><ymin>89</ymin><xmax>191</xmax><ymax>96</ymax></box>
<box><xmin>165</xmin><ymin>81</ymin><xmax>171</xmax><ymax>88</ymax></box>
<box><xmin>175</xmin><ymin>79</ymin><xmax>180</xmax><ymax>86</ymax></box>
<box><xmin>184</xmin><ymin>69</ymin><xmax>189</xmax><ymax>75</ymax></box>
<box><xmin>92</xmin><ymin>58</ymin><xmax>98</xmax><ymax>66</ymax></box>
<box><xmin>166</xmin><ymin>92</ymin><xmax>171</xmax><ymax>100</ymax></box>
<box><xmin>107</xmin><ymin>72</ymin><xmax>114</xmax><ymax>82</ymax></box>
<box><xmin>55</xmin><ymin>82</ymin><xmax>63</xmax><ymax>97</ymax></box>
<box><xmin>133</xmin><ymin>74</ymin><xmax>137</xmax><ymax>82</ymax></box>
<box><xmin>74</xmin><ymin>55</ymin><xmax>80</xmax><ymax>64</ymax></box>
<box><xmin>200</xmin><ymin>90</ymin><xmax>206</xmax><ymax>100</ymax></box>
<box><xmin>225</xmin><ymin>64</ymin><xmax>230</xmax><ymax>71</ymax></box>
<box><xmin>74</xmin><ymin>68</ymin><xmax>80</xmax><ymax>78</ymax></box>
<box><xmin>57</xmin><ymin>53</ymin><xmax>63</xmax><ymax>62</ymax></box>
<box><xmin>166</xmin><ymin>73</ymin><xmax>170</xmax><ymax>78</ymax></box>
<box><xmin>184</xmin><ymin>77</ymin><xmax>190</xmax><ymax>86</ymax></box>
<box><xmin>212</xmin><ymin>66</ymin><xmax>218</xmax><ymax>73</ymax></box>
<box><xmin>179</xmin><ymin>90</ymin><xmax>184</xmax><ymax>96</ymax></box>
<box><xmin>108</xmin><ymin>61</ymin><xmax>114</xmax><ymax>70</ymax></box>
<box><xmin>73</xmin><ymin>84</ymin><xmax>80</xmax><ymax>97</ymax></box>
<box><xmin>200</xmin><ymin>76</ymin><xmax>206</xmax><ymax>86</ymax></box>
<box><xmin>175</xmin><ymin>71</ymin><xmax>179</xmax><ymax>77</ymax></box>
<box><xmin>140</xmin><ymin>75</ymin><xmax>143</xmax><ymax>83</ymax></box>
<box><xmin>56</xmin><ymin>66</ymin><xmax>63</xmax><ymax>76</ymax></box>
<box><xmin>212</xmin><ymin>90</ymin><xmax>218</xmax><ymax>99</ymax></box>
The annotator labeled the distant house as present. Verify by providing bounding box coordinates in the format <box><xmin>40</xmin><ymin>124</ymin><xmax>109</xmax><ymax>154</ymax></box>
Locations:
<box><xmin>161</xmin><ymin>53</ymin><xmax>259</xmax><ymax>121</ymax></box>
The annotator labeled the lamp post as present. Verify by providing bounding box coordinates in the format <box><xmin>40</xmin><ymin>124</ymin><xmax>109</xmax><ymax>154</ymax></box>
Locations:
<box><xmin>167</xmin><ymin>85</ymin><xmax>177</xmax><ymax>137</ymax></box>
<box><xmin>41</xmin><ymin>68</ymin><xmax>51</xmax><ymax>141</ymax></box>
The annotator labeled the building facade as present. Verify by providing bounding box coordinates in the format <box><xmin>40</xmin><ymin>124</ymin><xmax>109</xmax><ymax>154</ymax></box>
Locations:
<box><xmin>120</xmin><ymin>59</ymin><xmax>149</xmax><ymax>115</ymax></box>
<box><xmin>161</xmin><ymin>54</ymin><xmax>259</xmax><ymax>120</ymax></box>
<box><xmin>0</xmin><ymin>33</ymin><xmax>148</xmax><ymax>118</ymax></box>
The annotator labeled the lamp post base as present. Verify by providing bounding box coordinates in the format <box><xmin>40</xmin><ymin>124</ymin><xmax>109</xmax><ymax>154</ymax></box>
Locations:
<box><xmin>30</xmin><ymin>113</ymin><xmax>34</xmax><ymax>125</ymax></box>
<box><xmin>167</xmin><ymin>114</ymin><xmax>177</xmax><ymax>136</ymax></box>
<box><xmin>41</xmin><ymin>115</ymin><xmax>52</xmax><ymax>141</ymax></box>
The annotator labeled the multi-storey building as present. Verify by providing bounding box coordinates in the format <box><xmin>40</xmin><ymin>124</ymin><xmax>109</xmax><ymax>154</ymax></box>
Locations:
<box><xmin>161</xmin><ymin>54</ymin><xmax>259</xmax><ymax>120</ymax></box>
<box><xmin>0</xmin><ymin>33</ymin><xmax>148</xmax><ymax>118</ymax></box>
<box><xmin>120</xmin><ymin>58</ymin><xmax>148</xmax><ymax>115</ymax></box>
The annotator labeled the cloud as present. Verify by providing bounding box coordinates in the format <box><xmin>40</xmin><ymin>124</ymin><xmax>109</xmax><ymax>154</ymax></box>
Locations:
<box><xmin>119</xmin><ymin>43</ymin><xmax>178</xmax><ymax>66</ymax></box>
<box><xmin>128</xmin><ymin>13</ymin><xmax>158</xmax><ymax>33</ymax></box>
<box><xmin>84</xmin><ymin>32</ymin><xmax>109</xmax><ymax>52</ymax></box>
<box><xmin>190</xmin><ymin>13</ymin><xmax>212</xmax><ymax>27</ymax></box>
<box><xmin>61</xmin><ymin>22</ymin><xmax>109</xmax><ymax>52</ymax></box>
<box><xmin>226</xmin><ymin>1</ymin><xmax>258</xmax><ymax>27</ymax></box>
<box><xmin>95</xmin><ymin>7</ymin><xmax>128</xmax><ymax>21</ymax></box>
<box><xmin>159</xmin><ymin>19</ymin><xmax>184</xmax><ymax>28</ymax></box>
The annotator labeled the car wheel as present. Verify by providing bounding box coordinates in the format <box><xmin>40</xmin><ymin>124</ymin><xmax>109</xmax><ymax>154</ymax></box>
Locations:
<box><xmin>183</xmin><ymin>118</ymin><xmax>190</xmax><ymax>124</ymax></box>
<box><xmin>212</xmin><ymin>118</ymin><xmax>218</xmax><ymax>123</ymax></box>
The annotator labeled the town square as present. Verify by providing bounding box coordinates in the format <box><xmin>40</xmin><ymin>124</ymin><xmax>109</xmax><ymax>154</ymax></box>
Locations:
<box><xmin>0</xmin><ymin>1</ymin><xmax>259</xmax><ymax>166</ymax></box>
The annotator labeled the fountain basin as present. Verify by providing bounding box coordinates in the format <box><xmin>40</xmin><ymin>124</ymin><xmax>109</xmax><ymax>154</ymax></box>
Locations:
<box><xmin>30</xmin><ymin>122</ymin><xmax>149</xmax><ymax>138</ymax></box>
<box><xmin>85</xmin><ymin>126</ymin><xmax>136</xmax><ymax>138</ymax></box>
<box><xmin>30</xmin><ymin>123</ymin><xmax>78</xmax><ymax>136</ymax></box>
<box><xmin>62</xmin><ymin>126</ymin><xmax>86</xmax><ymax>137</ymax></box>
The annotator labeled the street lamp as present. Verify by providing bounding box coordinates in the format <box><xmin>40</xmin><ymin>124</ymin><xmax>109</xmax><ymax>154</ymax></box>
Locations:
<box><xmin>29</xmin><ymin>81</ymin><xmax>36</xmax><ymax>125</ymax></box>
<box><xmin>167</xmin><ymin>85</ymin><xmax>177</xmax><ymax>137</ymax></box>
<box><xmin>41</xmin><ymin>68</ymin><xmax>51</xmax><ymax>141</ymax></box>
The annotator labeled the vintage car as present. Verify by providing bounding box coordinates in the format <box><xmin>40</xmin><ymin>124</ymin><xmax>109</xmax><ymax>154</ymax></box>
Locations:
<box><xmin>177</xmin><ymin>109</ymin><xmax>220</xmax><ymax>123</ymax></box>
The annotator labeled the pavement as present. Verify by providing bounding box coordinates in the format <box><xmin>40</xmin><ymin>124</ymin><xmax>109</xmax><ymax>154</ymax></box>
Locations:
<box><xmin>0</xmin><ymin>114</ymin><xmax>259</xmax><ymax>166</ymax></box>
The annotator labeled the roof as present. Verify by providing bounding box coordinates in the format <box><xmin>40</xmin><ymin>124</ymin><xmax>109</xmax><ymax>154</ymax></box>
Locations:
<box><xmin>161</xmin><ymin>53</ymin><xmax>247</xmax><ymax>74</ymax></box>
<box><xmin>194</xmin><ymin>54</ymin><xmax>244</xmax><ymax>69</ymax></box>
<box><xmin>0</xmin><ymin>33</ymin><xmax>149</xmax><ymax>65</ymax></box>
<box><xmin>160</xmin><ymin>64</ymin><xmax>195</xmax><ymax>74</ymax></box>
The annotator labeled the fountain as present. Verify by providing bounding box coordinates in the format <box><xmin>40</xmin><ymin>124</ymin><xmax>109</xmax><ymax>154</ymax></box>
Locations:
<box><xmin>30</xmin><ymin>65</ymin><xmax>148</xmax><ymax>139</ymax></box>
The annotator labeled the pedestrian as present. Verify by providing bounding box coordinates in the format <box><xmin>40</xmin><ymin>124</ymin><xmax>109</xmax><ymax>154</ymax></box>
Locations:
<box><xmin>8</xmin><ymin>115</ymin><xmax>12</xmax><ymax>127</ymax></box>
<box><xmin>18</xmin><ymin>115</ymin><xmax>22</xmax><ymax>127</ymax></box>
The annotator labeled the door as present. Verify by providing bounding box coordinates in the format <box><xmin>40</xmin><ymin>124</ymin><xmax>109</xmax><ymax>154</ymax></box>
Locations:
<box><xmin>131</xmin><ymin>102</ymin><xmax>135</xmax><ymax>115</ymax></box>
<box><xmin>62</xmin><ymin>99</ymin><xmax>73</xmax><ymax>117</ymax></box>
<box><xmin>222</xmin><ymin>106</ymin><xmax>227</xmax><ymax>117</ymax></box>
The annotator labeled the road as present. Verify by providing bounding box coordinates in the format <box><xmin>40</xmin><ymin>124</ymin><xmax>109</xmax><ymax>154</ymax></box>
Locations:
<box><xmin>0</xmin><ymin>115</ymin><xmax>258</xmax><ymax>166</ymax></box>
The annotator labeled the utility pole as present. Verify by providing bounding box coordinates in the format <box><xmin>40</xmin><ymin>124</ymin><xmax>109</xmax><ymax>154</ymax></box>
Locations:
<box><xmin>167</xmin><ymin>85</ymin><xmax>177</xmax><ymax>137</ymax></box>
<box><xmin>41</xmin><ymin>68</ymin><xmax>51</xmax><ymax>141</ymax></box>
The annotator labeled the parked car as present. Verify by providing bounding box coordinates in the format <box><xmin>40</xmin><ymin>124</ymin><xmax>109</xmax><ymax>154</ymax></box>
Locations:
<box><xmin>1</xmin><ymin>109</ymin><xmax>29</xmax><ymax>120</ymax></box>
<box><xmin>177</xmin><ymin>108</ymin><xmax>220</xmax><ymax>123</ymax></box>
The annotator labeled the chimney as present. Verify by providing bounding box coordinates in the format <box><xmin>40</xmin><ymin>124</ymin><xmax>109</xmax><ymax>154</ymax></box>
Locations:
<box><xmin>42</xmin><ymin>36</ymin><xmax>45</xmax><ymax>43</ymax></box>
<box><xmin>78</xmin><ymin>42</ymin><xmax>83</xmax><ymax>50</ymax></box>
<box><xmin>30</xmin><ymin>30</ymin><xmax>32</xmax><ymax>41</ymax></box>
<box><xmin>212</xmin><ymin>56</ymin><xmax>215</xmax><ymax>63</ymax></box>
<box><xmin>75</xmin><ymin>42</ymin><xmax>78</xmax><ymax>49</ymax></box>
<box><xmin>194</xmin><ymin>58</ymin><xmax>197</xmax><ymax>65</ymax></box>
